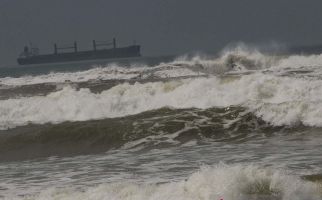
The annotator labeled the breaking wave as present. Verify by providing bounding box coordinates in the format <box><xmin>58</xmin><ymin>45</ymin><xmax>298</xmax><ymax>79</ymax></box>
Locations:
<box><xmin>2</xmin><ymin>47</ymin><xmax>322</xmax><ymax>200</ymax></box>
<box><xmin>10</xmin><ymin>164</ymin><xmax>321</xmax><ymax>200</ymax></box>
<box><xmin>0</xmin><ymin>63</ymin><xmax>201</xmax><ymax>87</ymax></box>
<box><xmin>2</xmin><ymin>47</ymin><xmax>322</xmax><ymax>87</ymax></box>
<box><xmin>0</xmin><ymin>106</ymin><xmax>288</xmax><ymax>161</ymax></box>
<box><xmin>2</xmin><ymin>69</ymin><xmax>322</xmax><ymax>130</ymax></box>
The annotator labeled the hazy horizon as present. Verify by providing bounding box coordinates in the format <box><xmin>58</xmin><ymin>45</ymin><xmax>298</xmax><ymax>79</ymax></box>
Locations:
<box><xmin>1</xmin><ymin>0</ymin><xmax>322</xmax><ymax>66</ymax></box>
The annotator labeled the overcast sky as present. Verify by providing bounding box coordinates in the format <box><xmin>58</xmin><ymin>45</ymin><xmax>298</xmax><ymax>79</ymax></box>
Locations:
<box><xmin>1</xmin><ymin>0</ymin><xmax>322</xmax><ymax>65</ymax></box>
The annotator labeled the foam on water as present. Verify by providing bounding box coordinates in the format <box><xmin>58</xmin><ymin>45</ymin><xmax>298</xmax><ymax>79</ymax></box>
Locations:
<box><xmin>8</xmin><ymin>164</ymin><xmax>321</xmax><ymax>200</ymax></box>
<box><xmin>0</xmin><ymin>65</ymin><xmax>142</xmax><ymax>86</ymax></box>
<box><xmin>274</xmin><ymin>54</ymin><xmax>322</xmax><ymax>69</ymax></box>
<box><xmin>2</xmin><ymin>48</ymin><xmax>322</xmax><ymax>129</ymax></box>
<box><xmin>0</xmin><ymin>47</ymin><xmax>302</xmax><ymax>87</ymax></box>
<box><xmin>2</xmin><ymin>48</ymin><xmax>322</xmax><ymax>200</ymax></box>
<box><xmin>0</xmin><ymin>63</ymin><xmax>200</xmax><ymax>87</ymax></box>
<box><xmin>2</xmin><ymin>68</ymin><xmax>322</xmax><ymax>130</ymax></box>
<box><xmin>1</xmin><ymin>48</ymin><xmax>322</xmax><ymax>87</ymax></box>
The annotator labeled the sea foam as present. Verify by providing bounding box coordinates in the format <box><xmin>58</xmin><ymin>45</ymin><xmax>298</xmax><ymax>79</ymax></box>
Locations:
<box><xmin>2</xmin><ymin>49</ymin><xmax>322</xmax><ymax>129</ymax></box>
<box><xmin>3</xmin><ymin>47</ymin><xmax>322</xmax><ymax>87</ymax></box>
<box><xmin>2</xmin><ymin>69</ymin><xmax>322</xmax><ymax>129</ymax></box>
<box><xmin>9</xmin><ymin>164</ymin><xmax>321</xmax><ymax>200</ymax></box>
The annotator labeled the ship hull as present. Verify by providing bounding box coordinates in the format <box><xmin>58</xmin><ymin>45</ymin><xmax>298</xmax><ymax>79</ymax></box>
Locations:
<box><xmin>17</xmin><ymin>45</ymin><xmax>141</xmax><ymax>65</ymax></box>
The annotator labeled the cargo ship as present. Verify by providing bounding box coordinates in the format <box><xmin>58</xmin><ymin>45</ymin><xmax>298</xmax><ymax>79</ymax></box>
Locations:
<box><xmin>17</xmin><ymin>38</ymin><xmax>141</xmax><ymax>65</ymax></box>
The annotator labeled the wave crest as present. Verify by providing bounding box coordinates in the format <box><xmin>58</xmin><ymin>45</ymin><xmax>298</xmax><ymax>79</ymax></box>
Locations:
<box><xmin>2</xmin><ymin>70</ymin><xmax>322</xmax><ymax>129</ymax></box>
<box><xmin>2</xmin><ymin>46</ymin><xmax>322</xmax><ymax>88</ymax></box>
<box><xmin>14</xmin><ymin>164</ymin><xmax>321</xmax><ymax>200</ymax></box>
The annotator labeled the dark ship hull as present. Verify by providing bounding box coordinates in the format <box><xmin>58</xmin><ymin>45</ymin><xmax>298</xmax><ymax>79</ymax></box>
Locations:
<box><xmin>17</xmin><ymin>45</ymin><xmax>141</xmax><ymax>65</ymax></box>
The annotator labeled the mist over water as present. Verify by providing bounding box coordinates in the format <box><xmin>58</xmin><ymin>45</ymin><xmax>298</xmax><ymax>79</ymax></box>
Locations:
<box><xmin>1</xmin><ymin>47</ymin><xmax>322</xmax><ymax>199</ymax></box>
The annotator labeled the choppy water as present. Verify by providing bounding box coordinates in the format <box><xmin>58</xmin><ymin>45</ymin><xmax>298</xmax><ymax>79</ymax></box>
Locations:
<box><xmin>1</xmin><ymin>48</ymin><xmax>322</xmax><ymax>200</ymax></box>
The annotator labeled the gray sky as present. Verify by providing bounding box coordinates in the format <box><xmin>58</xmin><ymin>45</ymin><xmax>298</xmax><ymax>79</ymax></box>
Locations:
<box><xmin>1</xmin><ymin>0</ymin><xmax>322</xmax><ymax>65</ymax></box>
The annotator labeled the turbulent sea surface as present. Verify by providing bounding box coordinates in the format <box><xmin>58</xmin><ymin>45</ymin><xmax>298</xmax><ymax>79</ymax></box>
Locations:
<box><xmin>1</xmin><ymin>48</ymin><xmax>322</xmax><ymax>200</ymax></box>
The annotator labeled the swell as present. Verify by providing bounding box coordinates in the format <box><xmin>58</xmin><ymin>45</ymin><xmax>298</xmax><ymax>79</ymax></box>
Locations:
<box><xmin>3</xmin><ymin>47</ymin><xmax>322</xmax><ymax>87</ymax></box>
<box><xmin>10</xmin><ymin>164</ymin><xmax>322</xmax><ymax>200</ymax></box>
<box><xmin>0</xmin><ymin>76</ymin><xmax>203</xmax><ymax>100</ymax></box>
<box><xmin>0</xmin><ymin>57</ymin><xmax>199</xmax><ymax>87</ymax></box>
<box><xmin>0</xmin><ymin>107</ymin><xmax>310</xmax><ymax>162</ymax></box>
<box><xmin>2</xmin><ymin>70</ymin><xmax>322</xmax><ymax>130</ymax></box>
<box><xmin>0</xmin><ymin>55</ymin><xmax>175</xmax><ymax>79</ymax></box>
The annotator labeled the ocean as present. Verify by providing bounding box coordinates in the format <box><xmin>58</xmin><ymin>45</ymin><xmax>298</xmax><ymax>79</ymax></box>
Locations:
<box><xmin>1</xmin><ymin>47</ymin><xmax>322</xmax><ymax>200</ymax></box>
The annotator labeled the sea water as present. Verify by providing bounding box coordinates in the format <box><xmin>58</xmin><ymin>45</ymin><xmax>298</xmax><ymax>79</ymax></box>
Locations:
<box><xmin>0</xmin><ymin>48</ymin><xmax>322</xmax><ymax>200</ymax></box>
